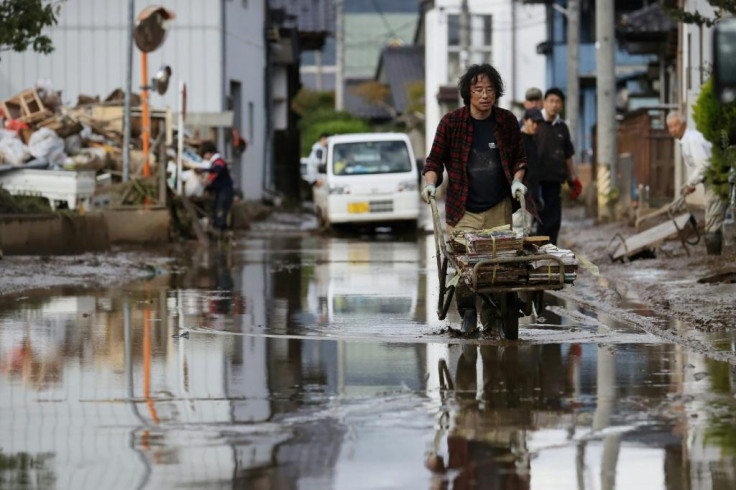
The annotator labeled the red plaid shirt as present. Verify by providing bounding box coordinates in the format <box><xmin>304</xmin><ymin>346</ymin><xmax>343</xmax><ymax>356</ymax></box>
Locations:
<box><xmin>423</xmin><ymin>105</ymin><xmax>538</xmax><ymax>226</ymax></box>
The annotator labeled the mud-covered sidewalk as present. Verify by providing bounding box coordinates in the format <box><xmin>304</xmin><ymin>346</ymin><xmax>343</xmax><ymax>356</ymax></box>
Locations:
<box><xmin>556</xmin><ymin>205</ymin><xmax>736</xmax><ymax>362</ymax></box>
<box><xmin>0</xmin><ymin>249</ymin><xmax>176</xmax><ymax>296</ymax></box>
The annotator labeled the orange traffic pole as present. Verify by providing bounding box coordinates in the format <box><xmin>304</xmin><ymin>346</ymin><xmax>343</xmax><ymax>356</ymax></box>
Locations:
<box><xmin>143</xmin><ymin>307</ymin><xmax>160</xmax><ymax>425</ymax></box>
<box><xmin>141</xmin><ymin>51</ymin><xmax>151</xmax><ymax>177</ymax></box>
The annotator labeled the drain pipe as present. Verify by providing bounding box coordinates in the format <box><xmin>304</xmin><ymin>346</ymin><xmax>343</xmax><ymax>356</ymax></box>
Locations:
<box><xmin>262</xmin><ymin>3</ymin><xmax>274</xmax><ymax>198</ymax></box>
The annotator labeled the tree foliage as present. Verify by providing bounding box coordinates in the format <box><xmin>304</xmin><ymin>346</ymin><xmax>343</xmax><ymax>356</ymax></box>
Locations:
<box><xmin>292</xmin><ymin>88</ymin><xmax>372</xmax><ymax>155</ymax></box>
<box><xmin>0</xmin><ymin>0</ymin><xmax>62</xmax><ymax>57</ymax></box>
<box><xmin>693</xmin><ymin>79</ymin><xmax>736</xmax><ymax>200</ymax></box>
<box><xmin>666</xmin><ymin>0</ymin><xmax>736</xmax><ymax>27</ymax></box>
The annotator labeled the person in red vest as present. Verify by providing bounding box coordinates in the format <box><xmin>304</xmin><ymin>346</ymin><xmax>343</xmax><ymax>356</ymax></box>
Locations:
<box><xmin>197</xmin><ymin>141</ymin><xmax>234</xmax><ymax>238</ymax></box>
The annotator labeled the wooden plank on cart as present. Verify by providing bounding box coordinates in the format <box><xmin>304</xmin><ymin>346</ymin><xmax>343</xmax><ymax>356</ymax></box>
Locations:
<box><xmin>611</xmin><ymin>213</ymin><xmax>693</xmax><ymax>261</ymax></box>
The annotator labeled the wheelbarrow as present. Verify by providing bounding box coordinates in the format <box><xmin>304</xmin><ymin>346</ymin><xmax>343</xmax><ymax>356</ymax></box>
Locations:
<box><xmin>609</xmin><ymin>193</ymin><xmax>700</xmax><ymax>262</ymax></box>
<box><xmin>429</xmin><ymin>193</ymin><xmax>570</xmax><ymax>340</ymax></box>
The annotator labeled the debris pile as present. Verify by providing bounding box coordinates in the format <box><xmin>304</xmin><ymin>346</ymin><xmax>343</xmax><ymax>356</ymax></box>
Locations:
<box><xmin>0</xmin><ymin>81</ymin><xmax>159</xmax><ymax>176</ymax></box>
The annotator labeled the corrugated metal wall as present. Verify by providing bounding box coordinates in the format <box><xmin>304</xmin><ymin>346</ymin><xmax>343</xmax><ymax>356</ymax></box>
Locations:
<box><xmin>0</xmin><ymin>0</ymin><xmax>223</xmax><ymax>113</ymax></box>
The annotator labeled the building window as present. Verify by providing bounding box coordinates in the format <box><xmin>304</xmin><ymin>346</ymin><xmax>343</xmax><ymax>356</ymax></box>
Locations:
<box><xmin>447</xmin><ymin>14</ymin><xmax>492</xmax><ymax>83</ymax></box>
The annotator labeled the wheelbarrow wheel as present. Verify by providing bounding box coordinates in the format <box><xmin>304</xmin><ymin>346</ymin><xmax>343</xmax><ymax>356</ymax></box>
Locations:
<box><xmin>533</xmin><ymin>291</ymin><xmax>545</xmax><ymax>315</ymax></box>
<box><xmin>501</xmin><ymin>292</ymin><xmax>519</xmax><ymax>340</ymax></box>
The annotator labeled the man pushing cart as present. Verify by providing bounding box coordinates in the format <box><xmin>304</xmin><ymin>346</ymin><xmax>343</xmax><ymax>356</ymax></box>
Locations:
<box><xmin>421</xmin><ymin>63</ymin><xmax>578</xmax><ymax>337</ymax></box>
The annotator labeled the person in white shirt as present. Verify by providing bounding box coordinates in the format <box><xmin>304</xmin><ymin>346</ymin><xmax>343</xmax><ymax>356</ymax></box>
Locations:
<box><xmin>305</xmin><ymin>133</ymin><xmax>329</xmax><ymax>184</ymax></box>
<box><xmin>667</xmin><ymin>111</ymin><xmax>728</xmax><ymax>254</ymax></box>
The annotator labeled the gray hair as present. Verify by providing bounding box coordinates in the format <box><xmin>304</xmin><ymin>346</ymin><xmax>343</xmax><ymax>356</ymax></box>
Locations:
<box><xmin>666</xmin><ymin>111</ymin><xmax>684</xmax><ymax>124</ymax></box>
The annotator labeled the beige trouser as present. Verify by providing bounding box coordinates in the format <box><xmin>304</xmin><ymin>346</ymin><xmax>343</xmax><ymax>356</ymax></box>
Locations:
<box><xmin>447</xmin><ymin>198</ymin><xmax>513</xmax><ymax>326</ymax></box>
<box><xmin>704</xmin><ymin>184</ymin><xmax>728</xmax><ymax>234</ymax></box>
<box><xmin>446</xmin><ymin>198</ymin><xmax>513</xmax><ymax>235</ymax></box>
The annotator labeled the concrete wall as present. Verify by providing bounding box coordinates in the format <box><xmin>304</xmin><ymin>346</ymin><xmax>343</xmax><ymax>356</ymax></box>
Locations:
<box><xmin>0</xmin><ymin>214</ymin><xmax>109</xmax><ymax>255</ymax></box>
<box><xmin>0</xmin><ymin>209</ymin><xmax>171</xmax><ymax>255</ymax></box>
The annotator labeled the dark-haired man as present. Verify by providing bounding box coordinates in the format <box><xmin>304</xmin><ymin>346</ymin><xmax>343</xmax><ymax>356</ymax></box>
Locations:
<box><xmin>197</xmin><ymin>141</ymin><xmax>234</xmax><ymax>238</ymax></box>
<box><xmin>421</xmin><ymin>64</ymin><xmax>536</xmax><ymax>334</ymax></box>
<box><xmin>535</xmin><ymin>87</ymin><xmax>577</xmax><ymax>245</ymax></box>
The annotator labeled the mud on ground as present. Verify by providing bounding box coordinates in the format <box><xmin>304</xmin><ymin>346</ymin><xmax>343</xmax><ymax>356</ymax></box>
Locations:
<box><xmin>559</xmin><ymin>206</ymin><xmax>736</xmax><ymax>335</ymax></box>
<box><xmin>0</xmin><ymin>248</ymin><xmax>177</xmax><ymax>297</ymax></box>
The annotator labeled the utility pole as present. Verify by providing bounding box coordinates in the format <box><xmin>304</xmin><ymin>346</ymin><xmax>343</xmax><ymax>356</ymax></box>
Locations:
<box><xmin>335</xmin><ymin>0</ymin><xmax>344</xmax><ymax>111</ymax></box>
<box><xmin>567</xmin><ymin>0</ymin><xmax>580</xmax><ymax>168</ymax></box>
<box><xmin>460</xmin><ymin>0</ymin><xmax>470</xmax><ymax>69</ymax></box>
<box><xmin>596</xmin><ymin>0</ymin><xmax>617</xmax><ymax>220</ymax></box>
<box><xmin>122</xmin><ymin>0</ymin><xmax>135</xmax><ymax>182</ymax></box>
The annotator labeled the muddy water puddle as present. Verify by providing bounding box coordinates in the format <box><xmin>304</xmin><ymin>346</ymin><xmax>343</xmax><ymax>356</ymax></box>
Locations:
<box><xmin>1</xmin><ymin>234</ymin><xmax>735</xmax><ymax>488</ymax></box>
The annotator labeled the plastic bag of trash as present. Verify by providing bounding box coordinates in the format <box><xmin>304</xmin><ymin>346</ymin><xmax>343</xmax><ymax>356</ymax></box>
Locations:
<box><xmin>512</xmin><ymin>208</ymin><xmax>533</xmax><ymax>236</ymax></box>
<box><xmin>184</xmin><ymin>170</ymin><xmax>205</xmax><ymax>197</ymax></box>
<box><xmin>36</xmin><ymin>79</ymin><xmax>61</xmax><ymax>110</ymax></box>
<box><xmin>28</xmin><ymin>127</ymin><xmax>67</xmax><ymax>165</ymax></box>
<box><xmin>0</xmin><ymin>136</ymin><xmax>31</xmax><ymax>165</ymax></box>
<box><xmin>0</xmin><ymin>129</ymin><xmax>18</xmax><ymax>141</ymax></box>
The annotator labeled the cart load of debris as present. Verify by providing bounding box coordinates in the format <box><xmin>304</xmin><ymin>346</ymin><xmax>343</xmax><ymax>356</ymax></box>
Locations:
<box><xmin>449</xmin><ymin>228</ymin><xmax>578</xmax><ymax>287</ymax></box>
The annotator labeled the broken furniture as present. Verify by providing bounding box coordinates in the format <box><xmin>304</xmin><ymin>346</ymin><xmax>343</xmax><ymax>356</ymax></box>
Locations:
<box><xmin>1</xmin><ymin>88</ymin><xmax>53</xmax><ymax>125</ymax></box>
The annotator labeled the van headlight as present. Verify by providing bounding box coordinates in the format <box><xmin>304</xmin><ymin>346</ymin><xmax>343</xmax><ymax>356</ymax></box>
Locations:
<box><xmin>329</xmin><ymin>183</ymin><xmax>350</xmax><ymax>194</ymax></box>
<box><xmin>398</xmin><ymin>180</ymin><xmax>418</xmax><ymax>192</ymax></box>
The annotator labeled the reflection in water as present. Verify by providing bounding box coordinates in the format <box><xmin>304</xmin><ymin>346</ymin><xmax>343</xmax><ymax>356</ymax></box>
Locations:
<box><xmin>0</xmin><ymin>235</ymin><xmax>734</xmax><ymax>488</ymax></box>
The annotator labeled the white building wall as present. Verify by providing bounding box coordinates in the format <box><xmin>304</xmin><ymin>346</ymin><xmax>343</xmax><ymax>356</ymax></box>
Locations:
<box><xmin>224</xmin><ymin>0</ymin><xmax>267</xmax><ymax>200</ymax></box>
<box><xmin>423</xmin><ymin>0</ymin><xmax>546</xmax><ymax>155</ymax></box>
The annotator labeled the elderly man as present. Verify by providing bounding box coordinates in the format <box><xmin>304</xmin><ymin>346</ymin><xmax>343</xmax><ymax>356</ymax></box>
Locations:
<box><xmin>421</xmin><ymin>64</ymin><xmax>536</xmax><ymax>334</ymax></box>
<box><xmin>666</xmin><ymin>111</ymin><xmax>728</xmax><ymax>254</ymax></box>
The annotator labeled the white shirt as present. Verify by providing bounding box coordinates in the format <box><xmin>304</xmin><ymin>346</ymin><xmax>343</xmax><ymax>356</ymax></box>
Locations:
<box><xmin>305</xmin><ymin>141</ymin><xmax>326</xmax><ymax>182</ymax></box>
<box><xmin>541</xmin><ymin>109</ymin><xmax>562</xmax><ymax>126</ymax></box>
<box><xmin>678</xmin><ymin>128</ymin><xmax>711</xmax><ymax>187</ymax></box>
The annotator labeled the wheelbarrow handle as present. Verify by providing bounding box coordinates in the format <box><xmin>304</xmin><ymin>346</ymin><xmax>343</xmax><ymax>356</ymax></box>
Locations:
<box><xmin>515</xmin><ymin>189</ymin><xmax>529</xmax><ymax>238</ymax></box>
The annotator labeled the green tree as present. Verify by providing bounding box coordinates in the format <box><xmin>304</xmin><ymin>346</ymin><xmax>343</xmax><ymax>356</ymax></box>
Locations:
<box><xmin>693</xmin><ymin>79</ymin><xmax>736</xmax><ymax>200</ymax></box>
<box><xmin>292</xmin><ymin>88</ymin><xmax>372</xmax><ymax>155</ymax></box>
<box><xmin>667</xmin><ymin>0</ymin><xmax>736</xmax><ymax>27</ymax></box>
<box><xmin>0</xmin><ymin>0</ymin><xmax>62</xmax><ymax>57</ymax></box>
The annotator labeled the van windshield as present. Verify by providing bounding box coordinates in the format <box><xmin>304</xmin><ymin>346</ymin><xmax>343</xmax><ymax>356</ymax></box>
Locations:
<box><xmin>332</xmin><ymin>140</ymin><xmax>412</xmax><ymax>175</ymax></box>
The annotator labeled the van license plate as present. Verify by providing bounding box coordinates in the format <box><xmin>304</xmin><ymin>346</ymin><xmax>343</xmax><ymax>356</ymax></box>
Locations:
<box><xmin>348</xmin><ymin>202</ymin><xmax>370</xmax><ymax>213</ymax></box>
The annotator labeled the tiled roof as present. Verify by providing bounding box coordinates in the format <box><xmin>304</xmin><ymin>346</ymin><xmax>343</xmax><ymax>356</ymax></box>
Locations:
<box><xmin>269</xmin><ymin>0</ymin><xmax>334</xmax><ymax>34</ymax></box>
<box><xmin>344</xmin><ymin>78</ymin><xmax>392</xmax><ymax>120</ymax></box>
<box><xmin>619</xmin><ymin>3</ymin><xmax>675</xmax><ymax>36</ymax></box>
<box><xmin>376</xmin><ymin>45</ymin><xmax>424</xmax><ymax>113</ymax></box>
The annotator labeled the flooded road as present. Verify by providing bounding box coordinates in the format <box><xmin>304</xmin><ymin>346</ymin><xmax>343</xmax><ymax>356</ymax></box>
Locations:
<box><xmin>1</xmin><ymin>232</ymin><xmax>735</xmax><ymax>489</ymax></box>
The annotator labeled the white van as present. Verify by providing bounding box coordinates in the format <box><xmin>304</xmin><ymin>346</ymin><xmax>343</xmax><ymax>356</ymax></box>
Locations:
<box><xmin>312</xmin><ymin>132</ymin><xmax>420</xmax><ymax>229</ymax></box>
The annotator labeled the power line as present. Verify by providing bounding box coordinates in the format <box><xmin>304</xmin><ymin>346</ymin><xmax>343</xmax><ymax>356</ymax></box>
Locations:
<box><xmin>369</xmin><ymin>0</ymin><xmax>399</xmax><ymax>39</ymax></box>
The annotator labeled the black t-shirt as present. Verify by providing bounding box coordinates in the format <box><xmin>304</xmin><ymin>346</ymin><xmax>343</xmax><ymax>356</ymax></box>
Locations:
<box><xmin>465</xmin><ymin>115</ymin><xmax>510</xmax><ymax>213</ymax></box>
<box><xmin>535</xmin><ymin>118</ymin><xmax>575</xmax><ymax>183</ymax></box>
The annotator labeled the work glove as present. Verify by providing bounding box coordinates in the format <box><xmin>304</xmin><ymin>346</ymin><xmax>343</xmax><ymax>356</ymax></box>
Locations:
<box><xmin>511</xmin><ymin>179</ymin><xmax>527</xmax><ymax>199</ymax></box>
<box><xmin>421</xmin><ymin>184</ymin><xmax>436</xmax><ymax>203</ymax></box>
<box><xmin>569</xmin><ymin>177</ymin><xmax>583</xmax><ymax>200</ymax></box>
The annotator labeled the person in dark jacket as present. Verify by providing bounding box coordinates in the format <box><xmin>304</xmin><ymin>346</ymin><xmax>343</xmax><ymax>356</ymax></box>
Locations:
<box><xmin>535</xmin><ymin>88</ymin><xmax>577</xmax><ymax>245</ymax></box>
<box><xmin>197</xmin><ymin>141</ymin><xmax>234</xmax><ymax>238</ymax></box>
<box><xmin>521</xmin><ymin>107</ymin><xmax>544</xmax><ymax>213</ymax></box>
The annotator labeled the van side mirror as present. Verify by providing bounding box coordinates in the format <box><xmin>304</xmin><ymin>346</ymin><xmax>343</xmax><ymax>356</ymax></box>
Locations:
<box><xmin>713</xmin><ymin>17</ymin><xmax>736</xmax><ymax>104</ymax></box>
<box><xmin>317</xmin><ymin>163</ymin><xmax>327</xmax><ymax>174</ymax></box>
